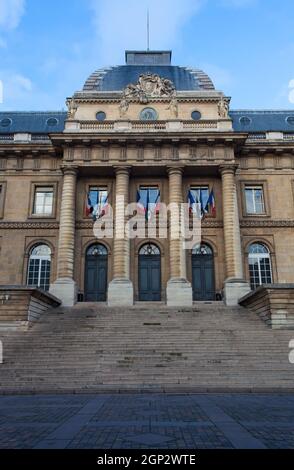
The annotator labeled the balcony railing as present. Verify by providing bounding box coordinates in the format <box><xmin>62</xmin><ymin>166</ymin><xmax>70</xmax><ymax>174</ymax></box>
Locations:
<box><xmin>78</xmin><ymin>120</ymin><xmax>219</xmax><ymax>132</ymax></box>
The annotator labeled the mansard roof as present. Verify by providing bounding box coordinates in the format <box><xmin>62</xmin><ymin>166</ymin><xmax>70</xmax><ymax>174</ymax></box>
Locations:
<box><xmin>230</xmin><ymin>110</ymin><xmax>294</xmax><ymax>133</ymax></box>
<box><xmin>1</xmin><ymin>110</ymin><xmax>294</xmax><ymax>135</ymax></box>
<box><xmin>82</xmin><ymin>65</ymin><xmax>215</xmax><ymax>93</ymax></box>
<box><xmin>0</xmin><ymin>111</ymin><xmax>67</xmax><ymax>134</ymax></box>
<box><xmin>82</xmin><ymin>50</ymin><xmax>215</xmax><ymax>93</ymax></box>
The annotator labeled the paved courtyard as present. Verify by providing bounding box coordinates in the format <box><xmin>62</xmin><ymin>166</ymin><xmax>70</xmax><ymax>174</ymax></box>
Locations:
<box><xmin>0</xmin><ymin>394</ymin><xmax>293</xmax><ymax>449</ymax></box>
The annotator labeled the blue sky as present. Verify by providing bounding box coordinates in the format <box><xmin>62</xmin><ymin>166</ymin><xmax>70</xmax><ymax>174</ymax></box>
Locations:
<box><xmin>0</xmin><ymin>0</ymin><xmax>294</xmax><ymax>111</ymax></box>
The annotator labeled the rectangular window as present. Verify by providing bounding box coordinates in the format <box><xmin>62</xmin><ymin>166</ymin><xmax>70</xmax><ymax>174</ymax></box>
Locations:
<box><xmin>33</xmin><ymin>187</ymin><xmax>54</xmax><ymax>215</ymax></box>
<box><xmin>245</xmin><ymin>186</ymin><xmax>265</xmax><ymax>215</ymax></box>
<box><xmin>190</xmin><ymin>186</ymin><xmax>210</xmax><ymax>208</ymax></box>
<box><xmin>88</xmin><ymin>187</ymin><xmax>108</xmax><ymax>217</ymax></box>
<box><xmin>139</xmin><ymin>187</ymin><xmax>160</xmax><ymax>206</ymax></box>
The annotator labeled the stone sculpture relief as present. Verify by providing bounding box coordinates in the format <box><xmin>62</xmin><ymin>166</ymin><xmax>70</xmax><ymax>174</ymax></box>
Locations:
<box><xmin>119</xmin><ymin>73</ymin><xmax>176</xmax><ymax>116</ymax></box>
<box><xmin>166</xmin><ymin>97</ymin><xmax>179</xmax><ymax>118</ymax></box>
<box><xmin>218</xmin><ymin>97</ymin><xmax>230</xmax><ymax>118</ymax></box>
<box><xmin>66</xmin><ymin>98</ymin><xmax>78</xmax><ymax>120</ymax></box>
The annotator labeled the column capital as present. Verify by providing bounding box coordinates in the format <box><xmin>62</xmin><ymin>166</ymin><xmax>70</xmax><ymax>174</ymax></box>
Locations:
<box><xmin>61</xmin><ymin>165</ymin><xmax>79</xmax><ymax>176</ymax></box>
<box><xmin>113</xmin><ymin>165</ymin><xmax>132</xmax><ymax>176</ymax></box>
<box><xmin>167</xmin><ymin>165</ymin><xmax>185</xmax><ymax>176</ymax></box>
<box><xmin>219</xmin><ymin>164</ymin><xmax>239</xmax><ymax>176</ymax></box>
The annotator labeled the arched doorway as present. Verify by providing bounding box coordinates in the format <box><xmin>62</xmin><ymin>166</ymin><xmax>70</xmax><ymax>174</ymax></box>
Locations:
<box><xmin>248</xmin><ymin>243</ymin><xmax>273</xmax><ymax>290</ymax></box>
<box><xmin>27</xmin><ymin>244</ymin><xmax>51</xmax><ymax>292</ymax></box>
<box><xmin>85</xmin><ymin>244</ymin><xmax>108</xmax><ymax>302</ymax></box>
<box><xmin>139</xmin><ymin>243</ymin><xmax>161</xmax><ymax>301</ymax></box>
<box><xmin>192</xmin><ymin>243</ymin><xmax>215</xmax><ymax>301</ymax></box>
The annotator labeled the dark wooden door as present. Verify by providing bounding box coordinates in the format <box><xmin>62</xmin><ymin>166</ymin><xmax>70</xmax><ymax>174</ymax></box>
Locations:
<box><xmin>139</xmin><ymin>255</ymin><xmax>161</xmax><ymax>301</ymax></box>
<box><xmin>85</xmin><ymin>256</ymin><xmax>108</xmax><ymax>302</ymax></box>
<box><xmin>192</xmin><ymin>255</ymin><xmax>215</xmax><ymax>301</ymax></box>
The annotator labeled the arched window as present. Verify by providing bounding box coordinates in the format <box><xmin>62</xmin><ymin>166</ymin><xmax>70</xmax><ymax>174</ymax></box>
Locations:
<box><xmin>192</xmin><ymin>243</ymin><xmax>213</xmax><ymax>256</ymax></box>
<box><xmin>86</xmin><ymin>244</ymin><xmax>108</xmax><ymax>257</ymax></box>
<box><xmin>27</xmin><ymin>244</ymin><xmax>51</xmax><ymax>291</ymax></box>
<box><xmin>139</xmin><ymin>243</ymin><xmax>161</xmax><ymax>256</ymax></box>
<box><xmin>248</xmin><ymin>243</ymin><xmax>273</xmax><ymax>290</ymax></box>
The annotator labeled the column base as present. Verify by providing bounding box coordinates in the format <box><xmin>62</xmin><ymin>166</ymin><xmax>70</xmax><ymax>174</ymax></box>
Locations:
<box><xmin>49</xmin><ymin>278</ymin><xmax>77</xmax><ymax>307</ymax></box>
<box><xmin>223</xmin><ymin>278</ymin><xmax>251</xmax><ymax>307</ymax></box>
<box><xmin>166</xmin><ymin>278</ymin><xmax>193</xmax><ymax>307</ymax></box>
<box><xmin>108</xmin><ymin>278</ymin><xmax>134</xmax><ymax>307</ymax></box>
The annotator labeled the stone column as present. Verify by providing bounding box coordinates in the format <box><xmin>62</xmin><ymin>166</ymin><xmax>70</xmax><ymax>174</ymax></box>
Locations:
<box><xmin>166</xmin><ymin>167</ymin><xmax>193</xmax><ymax>307</ymax></box>
<box><xmin>50</xmin><ymin>166</ymin><xmax>78</xmax><ymax>307</ymax></box>
<box><xmin>220</xmin><ymin>164</ymin><xmax>250</xmax><ymax>306</ymax></box>
<box><xmin>108</xmin><ymin>166</ymin><xmax>134</xmax><ymax>306</ymax></box>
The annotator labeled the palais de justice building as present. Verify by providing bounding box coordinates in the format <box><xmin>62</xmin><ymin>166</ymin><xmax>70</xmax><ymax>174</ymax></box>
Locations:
<box><xmin>0</xmin><ymin>50</ymin><xmax>294</xmax><ymax>308</ymax></box>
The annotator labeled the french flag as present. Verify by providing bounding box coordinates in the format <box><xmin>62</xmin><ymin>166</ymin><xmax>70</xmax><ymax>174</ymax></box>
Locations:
<box><xmin>137</xmin><ymin>191</ymin><xmax>146</xmax><ymax>216</ymax></box>
<box><xmin>205</xmin><ymin>189</ymin><xmax>216</xmax><ymax>217</ymax></box>
<box><xmin>86</xmin><ymin>194</ymin><xmax>94</xmax><ymax>217</ymax></box>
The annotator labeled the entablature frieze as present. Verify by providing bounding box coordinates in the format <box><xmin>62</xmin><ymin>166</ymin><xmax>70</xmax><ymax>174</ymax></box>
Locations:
<box><xmin>0</xmin><ymin>222</ymin><xmax>60</xmax><ymax>230</ymax></box>
<box><xmin>1</xmin><ymin>219</ymin><xmax>294</xmax><ymax>232</ymax></box>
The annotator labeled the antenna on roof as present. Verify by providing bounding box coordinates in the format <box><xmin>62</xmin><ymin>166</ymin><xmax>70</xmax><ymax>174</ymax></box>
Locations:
<box><xmin>147</xmin><ymin>9</ymin><xmax>150</xmax><ymax>51</ymax></box>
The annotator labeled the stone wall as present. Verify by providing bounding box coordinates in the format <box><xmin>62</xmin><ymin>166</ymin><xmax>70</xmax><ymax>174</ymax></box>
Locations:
<box><xmin>239</xmin><ymin>284</ymin><xmax>294</xmax><ymax>329</ymax></box>
<box><xmin>0</xmin><ymin>287</ymin><xmax>61</xmax><ymax>328</ymax></box>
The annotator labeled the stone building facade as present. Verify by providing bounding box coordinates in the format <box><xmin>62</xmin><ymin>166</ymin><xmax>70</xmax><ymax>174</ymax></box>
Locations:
<box><xmin>0</xmin><ymin>50</ymin><xmax>294</xmax><ymax>308</ymax></box>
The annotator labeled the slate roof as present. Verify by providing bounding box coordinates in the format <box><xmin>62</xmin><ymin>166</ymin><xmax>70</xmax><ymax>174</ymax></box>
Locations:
<box><xmin>83</xmin><ymin>65</ymin><xmax>215</xmax><ymax>92</ymax></box>
<box><xmin>0</xmin><ymin>112</ymin><xmax>67</xmax><ymax>134</ymax></box>
<box><xmin>230</xmin><ymin>110</ymin><xmax>294</xmax><ymax>133</ymax></box>
<box><xmin>1</xmin><ymin>110</ymin><xmax>294</xmax><ymax>135</ymax></box>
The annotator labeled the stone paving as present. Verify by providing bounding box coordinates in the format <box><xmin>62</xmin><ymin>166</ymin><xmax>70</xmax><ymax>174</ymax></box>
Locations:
<box><xmin>0</xmin><ymin>394</ymin><xmax>293</xmax><ymax>449</ymax></box>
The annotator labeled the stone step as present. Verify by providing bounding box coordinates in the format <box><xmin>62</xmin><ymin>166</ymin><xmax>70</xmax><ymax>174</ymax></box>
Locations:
<box><xmin>1</xmin><ymin>304</ymin><xmax>294</xmax><ymax>393</ymax></box>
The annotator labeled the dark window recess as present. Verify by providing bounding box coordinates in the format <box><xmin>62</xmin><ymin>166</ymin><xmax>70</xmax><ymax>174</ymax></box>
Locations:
<box><xmin>239</xmin><ymin>116</ymin><xmax>252</xmax><ymax>126</ymax></box>
<box><xmin>96</xmin><ymin>111</ymin><xmax>106</xmax><ymax>121</ymax></box>
<box><xmin>286</xmin><ymin>116</ymin><xmax>294</xmax><ymax>126</ymax></box>
<box><xmin>46</xmin><ymin>118</ymin><xmax>59</xmax><ymax>127</ymax></box>
<box><xmin>0</xmin><ymin>118</ymin><xmax>12</xmax><ymax>127</ymax></box>
<box><xmin>191</xmin><ymin>111</ymin><xmax>201</xmax><ymax>121</ymax></box>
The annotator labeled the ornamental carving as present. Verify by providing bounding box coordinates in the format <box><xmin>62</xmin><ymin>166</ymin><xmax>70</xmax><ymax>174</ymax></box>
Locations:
<box><xmin>0</xmin><ymin>222</ymin><xmax>60</xmax><ymax>230</ymax></box>
<box><xmin>218</xmin><ymin>97</ymin><xmax>230</xmax><ymax>118</ymax></box>
<box><xmin>66</xmin><ymin>98</ymin><xmax>78</xmax><ymax>120</ymax></box>
<box><xmin>119</xmin><ymin>73</ymin><xmax>176</xmax><ymax>117</ymax></box>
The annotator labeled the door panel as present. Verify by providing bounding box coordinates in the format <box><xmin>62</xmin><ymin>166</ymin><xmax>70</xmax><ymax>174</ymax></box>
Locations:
<box><xmin>192</xmin><ymin>255</ymin><xmax>215</xmax><ymax>301</ymax></box>
<box><xmin>85</xmin><ymin>256</ymin><xmax>108</xmax><ymax>302</ymax></box>
<box><xmin>139</xmin><ymin>255</ymin><xmax>161</xmax><ymax>301</ymax></box>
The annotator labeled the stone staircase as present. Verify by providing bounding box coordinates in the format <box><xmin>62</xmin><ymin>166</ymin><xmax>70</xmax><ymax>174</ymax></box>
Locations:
<box><xmin>0</xmin><ymin>303</ymin><xmax>294</xmax><ymax>394</ymax></box>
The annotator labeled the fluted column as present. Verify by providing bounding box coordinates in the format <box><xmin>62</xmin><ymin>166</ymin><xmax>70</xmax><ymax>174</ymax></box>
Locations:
<box><xmin>50</xmin><ymin>166</ymin><xmax>78</xmax><ymax>306</ymax></box>
<box><xmin>113</xmin><ymin>167</ymin><xmax>130</xmax><ymax>279</ymax></box>
<box><xmin>168</xmin><ymin>167</ymin><xmax>183</xmax><ymax>279</ymax></box>
<box><xmin>220</xmin><ymin>164</ymin><xmax>250</xmax><ymax>305</ymax></box>
<box><xmin>108</xmin><ymin>166</ymin><xmax>133</xmax><ymax>306</ymax></box>
<box><xmin>166</xmin><ymin>166</ymin><xmax>192</xmax><ymax>307</ymax></box>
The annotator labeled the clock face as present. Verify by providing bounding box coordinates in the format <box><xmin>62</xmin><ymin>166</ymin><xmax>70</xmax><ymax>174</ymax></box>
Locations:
<box><xmin>140</xmin><ymin>108</ymin><xmax>158</xmax><ymax>121</ymax></box>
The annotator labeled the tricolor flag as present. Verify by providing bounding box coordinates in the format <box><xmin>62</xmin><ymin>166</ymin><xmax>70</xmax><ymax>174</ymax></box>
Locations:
<box><xmin>137</xmin><ymin>191</ymin><xmax>146</xmax><ymax>216</ymax></box>
<box><xmin>93</xmin><ymin>193</ymin><xmax>110</xmax><ymax>222</ymax></box>
<box><xmin>205</xmin><ymin>189</ymin><xmax>216</xmax><ymax>217</ymax></box>
<box><xmin>137</xmin><ymin>189</ymin><xmax>161</xmax><ymax>221</ymax></box>
<box><xmin>85</xmin><ymin>193</ymin><xmax>94</xmax><ymax>217</ymax></box>
<box><xmin>154</xmin><ymin>191</ymin><xmax>161</xmax><ymax>215</ymax></box>
<box><xmin>188</xmin><ymin>190</ymin><xmax>203</xmax><ymax>219</ymax></box>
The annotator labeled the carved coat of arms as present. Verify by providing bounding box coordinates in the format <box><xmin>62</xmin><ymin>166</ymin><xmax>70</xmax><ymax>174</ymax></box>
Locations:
<box><xmin>119</xmin><ymin>73</ymin><xmax>176</xmax><ymax>117</ymax></box>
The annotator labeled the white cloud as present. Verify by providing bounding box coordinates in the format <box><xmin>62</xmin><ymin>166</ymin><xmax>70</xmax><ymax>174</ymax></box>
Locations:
<box><xmin>0</xmin><ymin>0</ymin><xmax>25</xmax><ymax>31</ymax></box>
<box><xmin>89</xmin><ymin>0</ymin><xmax>205</xmax><ymax>64</ymax></box>
<box><xmin>0</xmin><ymin>71</ymin><xmax>33</xmax><ymax>107</ymax></box>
